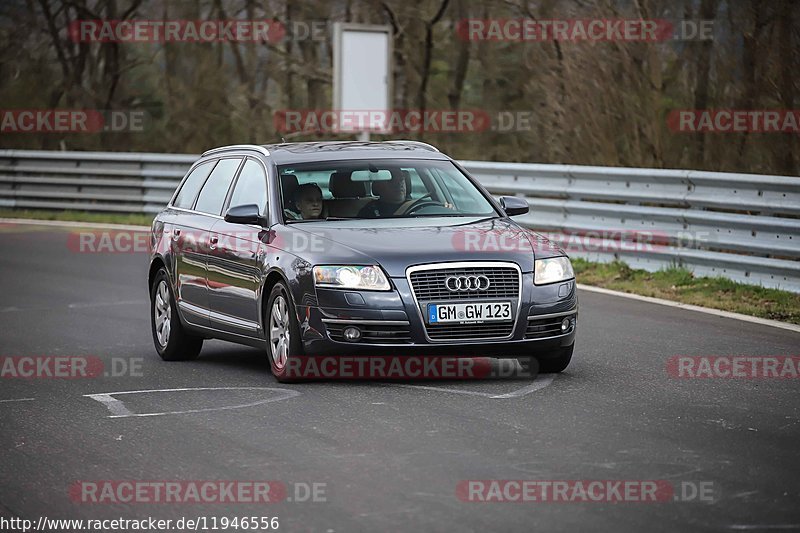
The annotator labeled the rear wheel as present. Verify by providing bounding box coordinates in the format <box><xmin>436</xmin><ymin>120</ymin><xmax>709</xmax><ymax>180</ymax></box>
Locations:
<box><xmin>150</xmin><ymin>268</ymin><xmax>203</xmax><ymax>361</ymax></box>
<box><xmin>266</xmin><ymin>282</ymin><xmax>304</xmax><ymax>382</ymax></box>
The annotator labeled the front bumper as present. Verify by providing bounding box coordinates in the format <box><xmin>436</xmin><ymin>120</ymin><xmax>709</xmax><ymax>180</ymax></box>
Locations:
<box><xmin>297</xmin><ymin>272</ymin><xmax>578</xmax><ymax>358</ymax></box>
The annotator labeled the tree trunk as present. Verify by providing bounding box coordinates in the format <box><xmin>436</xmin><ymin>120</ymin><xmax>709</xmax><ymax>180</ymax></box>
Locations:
<box><xmin>775</xmin><ymin>0</ymin><xmax>796</xmax><ymax>175</ymax></box>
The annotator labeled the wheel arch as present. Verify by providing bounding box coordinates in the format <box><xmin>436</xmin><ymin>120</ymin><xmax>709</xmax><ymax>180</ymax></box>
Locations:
<box><xmin>148</xmin><ymin>255</ymin><xmax>168</xmax><ymax>291</ymax></box>
<box><xmin>260</xmin><ymin>268</ymin><xmax>294</xmax><ymax>330</ymax></box>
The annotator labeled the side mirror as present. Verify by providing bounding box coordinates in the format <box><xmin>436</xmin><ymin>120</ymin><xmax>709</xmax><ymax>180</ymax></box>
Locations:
<box><xmin>499</xmin><ymin>196</ymin><xmax>529</xmax><ymax>216</ymax></box>
<box><xmin>224</xmin><ymin>204</ymin><xmax>266</xmax><ymax>226</ymax></box>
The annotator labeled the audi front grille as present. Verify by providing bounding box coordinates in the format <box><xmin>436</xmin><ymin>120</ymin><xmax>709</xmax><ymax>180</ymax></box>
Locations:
<box><xmin>407</xmin><ymin>262</ymin><xmax>522</xmax><ymax>342</ymax></box>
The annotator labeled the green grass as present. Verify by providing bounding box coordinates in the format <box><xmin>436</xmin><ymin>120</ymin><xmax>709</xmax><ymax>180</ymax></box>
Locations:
<box><xmin>0</xmin><ymin>208</ymin><xmax>154</xmax><ymax>226</ymax></box>
<box><xmin>572</xmin><ymin>258</ymin><xmax>800</xmax><ymax>325</ymax></box>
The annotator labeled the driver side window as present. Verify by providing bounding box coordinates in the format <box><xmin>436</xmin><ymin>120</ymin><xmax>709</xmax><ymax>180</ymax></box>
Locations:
<box><xmin>429</xmin><ymin>168</ymin><xmax>479</xmax><ymax>211</ymax></box>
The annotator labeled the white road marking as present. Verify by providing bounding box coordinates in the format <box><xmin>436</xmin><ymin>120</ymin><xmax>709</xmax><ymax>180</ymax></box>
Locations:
<box><xmin>0</xmin><ymin>300</ymin><xmax>145</xmax><ymax>313</ymax></box>
<box><xmin>490</xmin><ymin>376</ymin><xmax>555</xmax><ymax>398</ymax></box>
<box><xmin>84</xmin><ymin>387</ymin><xmax>300</xmax><ymax>418</ymax></box>
<box><xmin>387</xmin><ymin>375</ymin><xmax>555</xmax><ymax>399</ymax></box>
<box><xmin>0</xmin><ymin>218</ymin><xmax>149</xmax><ymax>231</ymax></box>
<box><xmin>578</xmin><ymin>283</ymin><xmax>800</xmax><ymax>334</ymax></box>
<box><xmin>85</xmin><ymin>393</ymin><xmax>135</xmax><ymax>417</ymax></box>
<box><xmin>388</xmin><ymin>384</ymin><xmax>497</xmax><ymax>398</ymax></box>
<box><xmin>729</xmin><ymin>527</ymin><xmax>800</xmax><ymax>530</ymax></box>
<box><xmin>0</xmin><ymin>398</ymin><xmax>36</xmax><ymax>403</ymax></box>
<box><xmin>67</xmin><ymin>300</ymin><xmax>146</xmax><ymax>309</ymax></box>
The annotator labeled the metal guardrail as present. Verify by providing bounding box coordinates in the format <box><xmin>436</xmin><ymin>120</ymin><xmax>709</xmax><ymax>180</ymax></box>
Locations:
<box><xmin>467</xmin><ymin>162</ymin><xmax>800</xmax><ymax>292</ymax></box>
<box><xmin>1</xmin><ymin>149</ymin><xmax>798</xmax><ymax>292</ymax></box>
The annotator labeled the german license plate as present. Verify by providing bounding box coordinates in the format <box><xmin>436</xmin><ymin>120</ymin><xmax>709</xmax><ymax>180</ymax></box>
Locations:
<box><xmin>427</xmin><ymin>301</ymin><xmax>512</xmax><ymax>324</ymax></box>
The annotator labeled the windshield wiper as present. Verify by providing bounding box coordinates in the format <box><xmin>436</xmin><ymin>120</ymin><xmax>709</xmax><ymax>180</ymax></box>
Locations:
<box><xmin>409</xmin><ymin>213</ymin><xmax>497</xmax><ymax>218</ymax></box>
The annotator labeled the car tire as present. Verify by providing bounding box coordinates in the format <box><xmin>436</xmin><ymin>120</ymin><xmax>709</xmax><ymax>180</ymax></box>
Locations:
<box><xmin>265</xmin><ymin>282</ymin><xmax>304</xmax><ymax>383</ymax></box>
<box><xmin>150</xmin><ymin>268</ymin><xmax>203</xmax><ymax>361</ymax></box>
<box><xmin>513</xmin><ymin>356</ymin><xmax>540</xmax><ymax>379</ymax></box>
<box><xmin>536</xmin><ymin>342</ymin><xmax>574</xmax><ymax>373</ymax></box>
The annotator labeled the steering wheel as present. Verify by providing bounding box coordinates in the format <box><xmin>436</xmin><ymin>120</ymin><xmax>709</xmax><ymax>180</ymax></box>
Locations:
<box><xmin>399</xmin><ymin>194</ymin><xmax>441</xmax><ymax>215</ymax></box>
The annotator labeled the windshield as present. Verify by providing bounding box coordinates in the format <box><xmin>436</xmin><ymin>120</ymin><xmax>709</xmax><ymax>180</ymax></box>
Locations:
<box><xmin>277</xmin><ymin>159</ymin><xmax>498</xmax><ymax>222</ymax></box>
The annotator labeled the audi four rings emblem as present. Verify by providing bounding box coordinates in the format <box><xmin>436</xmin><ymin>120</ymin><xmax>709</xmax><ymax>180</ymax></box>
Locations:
<box><xmin>445</xmin><ymin>275</ymin><xmax>491</xmax><ymax>291</ymax></box>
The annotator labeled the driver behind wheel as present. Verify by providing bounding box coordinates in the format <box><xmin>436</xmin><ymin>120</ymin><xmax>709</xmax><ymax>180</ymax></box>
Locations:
<box><xmin>357</xmin><ymin>170</ymin><xmax>407</xmax><ymax>218</ymax></box>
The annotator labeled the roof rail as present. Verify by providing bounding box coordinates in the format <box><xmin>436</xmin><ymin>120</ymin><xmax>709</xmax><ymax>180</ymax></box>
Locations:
<box><xmin>201</xmin><ymin>144</ymin><xmax>271</xmax><ymax>157</ymax></box>
<box><xmin>385</xmin><ymin>140</ymin><xmax>439</xmax><ymax>152</ymax></box>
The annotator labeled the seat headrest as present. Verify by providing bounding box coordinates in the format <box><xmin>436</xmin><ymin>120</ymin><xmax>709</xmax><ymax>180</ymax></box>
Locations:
<box><xmin>281</xmin><ymin>173</ymin><xmax>299</xmax><ymax>192</ymax></box>
<box><xmin>329</xmin><ymin>172</ymin><xmax>367</xmax><ymax>198</ymax></box>
<box><xmin>280</xmin><ymin>173</ymin><xmax>299</xmax><ymax>208</ymax></box>
<box><xmin>371</xmin><ymin>179</ymin><xmax>388</xmax><ymax>196</ymax></box>
<box><xmin>371</xmin><ymin>170</ymin><xmax>411</xmax><ymax>199</ymax></box>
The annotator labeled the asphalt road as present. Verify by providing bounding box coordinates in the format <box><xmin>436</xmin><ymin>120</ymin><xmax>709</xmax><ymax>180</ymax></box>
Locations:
<box><xmin>1</xmin><ymin>222</ymin><xmax>798</xmax><ymax>533</ymax></box>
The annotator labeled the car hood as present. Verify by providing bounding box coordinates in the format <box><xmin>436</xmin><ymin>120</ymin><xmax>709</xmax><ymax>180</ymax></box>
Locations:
<box><xmin>286</xmin><ymin>217</ymin><xmax>566</xmax><ymax>277</ymax></box>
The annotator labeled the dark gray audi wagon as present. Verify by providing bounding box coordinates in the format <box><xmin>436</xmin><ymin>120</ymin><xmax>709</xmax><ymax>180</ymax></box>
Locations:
<box><xmin>148</xmin><ymin>141</ymin><xmax>577</xmax><ymax>381</ymax></box>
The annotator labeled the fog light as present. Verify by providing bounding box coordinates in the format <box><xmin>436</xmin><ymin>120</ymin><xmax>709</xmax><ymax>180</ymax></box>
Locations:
<box><xmin>343</xmin><ymin>326</ymin><xmax>362</xmax><ymax>342</ymax></box>
<box><xmin>561</xmin><ymin>317</ymin><xmax>571</xmax><ymax>332</ymax></box>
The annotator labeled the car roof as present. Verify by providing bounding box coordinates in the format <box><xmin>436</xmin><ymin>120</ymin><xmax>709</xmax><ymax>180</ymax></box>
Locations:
<box><xmin>202</xmin><ymin>141</ymin><xmax>452</xmax><ymax>165</ymax></box>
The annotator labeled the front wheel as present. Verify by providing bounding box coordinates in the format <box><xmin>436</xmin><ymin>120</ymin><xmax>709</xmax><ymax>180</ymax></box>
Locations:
<box><xmin>537</xmin><ymin>343</ymin><xmax>574</xmax><ymax>373</ymax></box>
<box><xmin>265</xmin><ymin>282</ymin><xmax>304</xmax><ymax>382</ymax></box>
<box><xmin>150</xmin><ymin>268</ymin><xmax>203</xmax><ymax>361</ymax></box>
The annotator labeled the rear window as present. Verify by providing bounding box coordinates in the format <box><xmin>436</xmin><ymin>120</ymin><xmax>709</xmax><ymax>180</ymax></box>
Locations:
<box><xmin>194</xmin><ymin>158</ymin><xmax>243</xmax><ymax>215</ymax></box>
<box><xmin>173</xmin><ymin>161</ymin><xmax>215</xmax><ymax>209</ymax></box>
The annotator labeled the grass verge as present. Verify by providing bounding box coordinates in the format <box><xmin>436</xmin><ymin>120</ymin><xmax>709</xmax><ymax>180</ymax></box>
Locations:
<box><xmin>0</xmin><ymin>208</ymin><xmax>154</xmax><ymax>226</ymax></box>
<box><xmin>572</xmin><ymin>258</ymin><xmax>800</xmax><ymax>325</ymax></box>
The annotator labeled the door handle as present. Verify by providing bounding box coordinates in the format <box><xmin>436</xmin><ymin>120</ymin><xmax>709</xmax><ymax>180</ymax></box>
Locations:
<box><xmin>209</xmin><ymin>235</ymin><xmax>219</xmax><ymax>250</ymax></box>
<box><xmin>172</xmin><ymin>228</ymin><xmax>181</xmax><ymax>240</ymax></box>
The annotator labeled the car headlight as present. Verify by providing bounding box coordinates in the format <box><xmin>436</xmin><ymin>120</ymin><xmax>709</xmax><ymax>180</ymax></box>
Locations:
<box><xmin>534</xmin><ymin>256</ymin><xmax>574</xmax><ymax>285</ymax></box>
<box><xmin>313</xmin><ymin>265</ymin><xmax>391</xmax><ymax>291</ymax></box>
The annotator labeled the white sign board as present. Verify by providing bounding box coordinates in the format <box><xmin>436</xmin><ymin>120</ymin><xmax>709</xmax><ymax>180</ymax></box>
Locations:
<box><xmin>332</xmin><ymin>23</ymin><xmax>392</xmax><ymax>134</ymax></box>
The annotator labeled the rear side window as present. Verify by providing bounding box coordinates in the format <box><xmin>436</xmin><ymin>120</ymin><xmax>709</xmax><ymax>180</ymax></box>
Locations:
<box><xmin>194</xmin><ymin>158</ymin><xmax>243</xmax><ymax>215</ymax></box>
<box><xmin>228</xmin><ymin>159</ymin><xmax>268</xmax><ymax>214</ymax></box>
<box><xmin>173</xmin><ymin>161</ymin><xmax>214</xmax><ymax>209</ymax></box>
